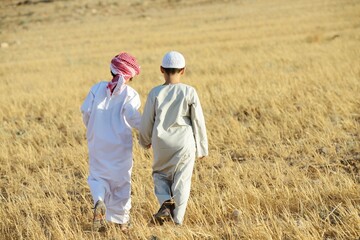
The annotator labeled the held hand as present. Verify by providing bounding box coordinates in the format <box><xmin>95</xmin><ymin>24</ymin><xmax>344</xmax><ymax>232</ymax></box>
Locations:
<box><xmin>146</xmin><ymin>144</ymin><xmax>152</xmax><ymax>149</ymax></box>
<box><xmin>198</xmin><ymin>156</ymin><xmax>205</xmax><ymax>159</ymax></box>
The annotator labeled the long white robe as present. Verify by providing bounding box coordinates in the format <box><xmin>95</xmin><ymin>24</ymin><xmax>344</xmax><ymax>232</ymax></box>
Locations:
<box><xmin>139</xmin><ymin>83</ymin><xmax>208</xmax><ymax>224</ymax></box>
<box><xmin>81</xmin><ymin>81</ymin><xmax>141</xmax><ymax>224</ymax></box>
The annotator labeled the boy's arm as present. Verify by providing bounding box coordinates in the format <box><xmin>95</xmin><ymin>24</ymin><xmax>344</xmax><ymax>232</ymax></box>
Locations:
<box><xmin>80</xmin><ymin>90</ymin><xmax>95</xmax><ymax>127</ymax></box>
<box><xmin>191</xmin><ymin>90</ymin><xmax>208</xmax><ymax>158</ymax></box>
<box><xmin>139</xmin><ymin>94</ymin><xmax>155</xmax><ymax>148</ymax></box>
<box><xmin>123</xmin><ymin>94</ymin><xmax>141</xmax><ymax>130</ymax></box>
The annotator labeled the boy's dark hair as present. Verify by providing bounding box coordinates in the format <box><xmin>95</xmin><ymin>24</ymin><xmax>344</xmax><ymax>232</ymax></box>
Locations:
<box><xmin>162</xmin><ymin>67</ymin><xmax>184</xmax><ymax>75</ymax></box>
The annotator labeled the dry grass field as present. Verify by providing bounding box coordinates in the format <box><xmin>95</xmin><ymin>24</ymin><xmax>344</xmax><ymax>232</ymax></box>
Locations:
<box><xmin>1</xmin><ymin>0</ymin><xmax>360</xmax><ymax>239</ymax></box>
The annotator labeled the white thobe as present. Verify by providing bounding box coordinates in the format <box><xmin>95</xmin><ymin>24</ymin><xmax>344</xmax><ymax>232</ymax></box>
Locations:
<box><xmin>81</xmin><ymin>80</ymin><xmax>141</xmax><ymax>224</ymax></box>
<box><xmin>139</xmin><ymin>83</ymin><xmax>208</xmax><ymax>224</ymax></box>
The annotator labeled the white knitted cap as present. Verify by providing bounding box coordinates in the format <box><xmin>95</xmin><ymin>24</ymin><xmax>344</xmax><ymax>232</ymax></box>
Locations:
<box><xmin>161</xmin><ymin>51</ymin><xmax>186</xmax><ymax>68</ymax></box>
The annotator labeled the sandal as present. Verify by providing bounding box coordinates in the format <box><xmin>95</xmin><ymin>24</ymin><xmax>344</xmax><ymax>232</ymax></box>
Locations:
<box><xmin>151</xmin><ymin>199</ymin><xmax>175</xmax><ymax>225</ymax></box>
<box><xmin>93</xmin><ymin>200</ymin><xmax>106</xmax><ymax>232</ymax></box>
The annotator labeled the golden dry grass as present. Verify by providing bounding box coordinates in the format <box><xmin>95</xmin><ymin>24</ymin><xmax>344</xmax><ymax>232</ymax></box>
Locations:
<box><xmin>0</xmin><ymin>0</ymin><xmax>359</xmax><ymax>239</ymax></box>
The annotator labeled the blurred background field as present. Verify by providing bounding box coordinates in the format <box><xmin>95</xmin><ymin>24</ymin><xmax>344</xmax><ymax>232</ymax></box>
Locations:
<box><xmin>0</xmin><ymin>0</ymin><xmax>359</xmax><ymax>239</ymax></box>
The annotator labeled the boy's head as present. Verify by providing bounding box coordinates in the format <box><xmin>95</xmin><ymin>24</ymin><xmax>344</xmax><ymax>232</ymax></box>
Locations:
<box><xmin>110</xmin><ymin>52</ymin><xmax>140</xmax><ymax>81</ymax></box>
<box><xmin>161</xmin><ymin>51</ymin><xmax>185</xmax><ymax>75</ymax></box>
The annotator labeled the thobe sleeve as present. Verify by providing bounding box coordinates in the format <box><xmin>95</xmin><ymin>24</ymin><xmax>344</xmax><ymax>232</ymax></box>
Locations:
<box><xmin>123</xmin><ymin>94</ymin><xmax>142</xmax><ymax>130</ymax></box>
<box><xmin>139</xmin><ymin>93</ymin><xmax>155</xmax><ymax>148</ymax></box>
<box><xmin>80</xmin><ymin>90</ymin><xmax>95</xmax><ymax>127</ymax></box>
<box><xmin>191</xmin><ymin>90</ymin><xmax>208</xmax><ymax>158</ymax></box>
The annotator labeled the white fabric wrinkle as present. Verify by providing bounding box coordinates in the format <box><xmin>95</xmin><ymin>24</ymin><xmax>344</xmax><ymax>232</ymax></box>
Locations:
<box><xmin>139</xmin><ymin>95</ymin><xmax>155</xmax><ymax>147</ymax></box>
<box><xmin>123</xmin><ymin>94</ymin><xmax>141</xmax><ymax>130</ymax></box>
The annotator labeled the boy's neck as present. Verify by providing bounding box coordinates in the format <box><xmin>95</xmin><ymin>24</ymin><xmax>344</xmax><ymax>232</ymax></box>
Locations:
<box><xmin>164</xmin><ymin>75</ymin><xmax>181</xmax><ymax>85</ymax></box>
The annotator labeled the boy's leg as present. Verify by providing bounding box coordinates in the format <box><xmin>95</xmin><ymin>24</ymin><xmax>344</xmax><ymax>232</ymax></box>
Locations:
<box><xmin>88</xmin><ymin>176</ymin><xmax>106</xmax><ymax>206</ymax></box>
<box><xmin>171</xmin><ymin>153</ymin><xmax>195</xmax><ymax>225</ymax></box>
<box><xmin>88</xmin><ymin>176</ymin><xmax>107</xmax><ymax>231</ymax></box>
<box><xmin>151</xmin><ymin>173</ymin><xmax>174</xmax><ymax>224</ymax></box>
<box><xmin>153</xmin><ymin>172</ymin><xmax>173</xmax><ymax>205</ymax></box>
<box><xmin>106</xmin><ymin>170</ymin><xmax>132</xmax><ymax>225</ymax></box>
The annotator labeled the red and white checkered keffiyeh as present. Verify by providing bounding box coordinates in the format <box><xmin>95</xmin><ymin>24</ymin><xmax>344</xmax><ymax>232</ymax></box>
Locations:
<box><xmin>107</xmin><ymin>52</ymin><xmax>140</xmax><ymax>94</ymax></box>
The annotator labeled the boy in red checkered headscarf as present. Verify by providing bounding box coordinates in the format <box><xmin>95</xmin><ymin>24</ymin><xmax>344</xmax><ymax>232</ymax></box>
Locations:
<box><xmin>81</xmin><ymin>52</ymin><xmax>141</xmax><ymax>233</ymax></box>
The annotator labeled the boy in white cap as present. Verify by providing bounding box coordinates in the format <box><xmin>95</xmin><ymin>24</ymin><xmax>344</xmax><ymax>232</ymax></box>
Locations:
<box><xmin>81</xmin><ymin>52</ymin><xmax>141</xmax><ymax>233</ymax></box>
<box><xmin>139</xmin><ymin>51</ymin><xmax>208</xmax><ymax>225</ymax></box>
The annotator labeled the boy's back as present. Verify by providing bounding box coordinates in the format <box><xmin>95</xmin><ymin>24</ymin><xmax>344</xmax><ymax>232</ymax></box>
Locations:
<box><xmin>83</xmin><ymin>81</ymin><xmax>140</xmax><ymax>177</ymax></box>
<box><xmin>141</xmin><ymin>83</ymin><xmax>205</xmax><ymax>175</ymax></box>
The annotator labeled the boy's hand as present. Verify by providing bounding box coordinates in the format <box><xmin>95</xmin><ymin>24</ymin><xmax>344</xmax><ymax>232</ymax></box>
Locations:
<box><xmin>146</xmin><ymin>144</ymin><xmax>152</xmax><ymax>149</ymax></box>
<box><xmin>198</xmin><ymin>156</ymin><xmax>205</xmax><ymax>159</ymax></box>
